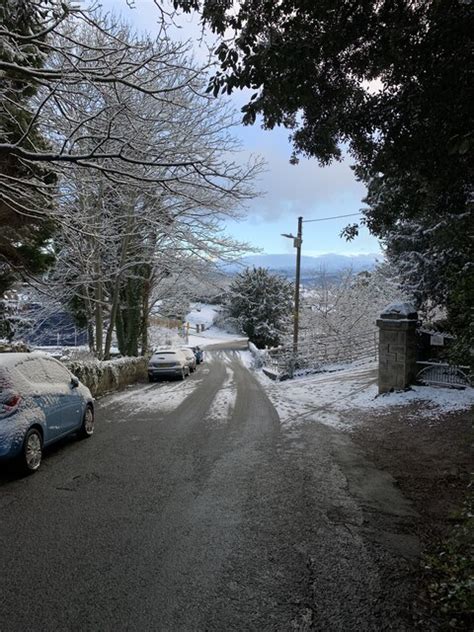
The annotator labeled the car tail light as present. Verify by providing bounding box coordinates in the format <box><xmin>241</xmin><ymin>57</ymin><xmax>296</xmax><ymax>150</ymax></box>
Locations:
<box><xmin>1</xmin><ymin>394</ymin><xmax>21</xmax><ymax>415</ymax></box>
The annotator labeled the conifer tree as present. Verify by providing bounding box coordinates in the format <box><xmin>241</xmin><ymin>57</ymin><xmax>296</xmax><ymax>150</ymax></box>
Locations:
<box><xmin>227</xmin><ymin>267</ymin><xmax>293</xmax><ymax>348</ymax></box>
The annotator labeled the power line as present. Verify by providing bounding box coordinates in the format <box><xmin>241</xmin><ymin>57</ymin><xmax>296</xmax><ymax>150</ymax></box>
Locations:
<box><xmin>303</xmin><ymin>212</ymin><xmax>361</xmax><ymax>223</ymax></box>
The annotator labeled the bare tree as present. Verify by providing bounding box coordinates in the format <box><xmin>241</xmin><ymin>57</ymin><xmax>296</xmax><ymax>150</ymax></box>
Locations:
<box><xmin>39</xmin><ymin>17</ymin><xmax>261</xmax><ymax>356</ymax></box>
<box><xmin>0</xmin><ymin>2</ymin><xmax>261</xmax><ymax>279</ymax></box>
<box><xmin>2</xmin><ymin>3</ymin><xmax>263</xmax><ymax>356</ymax></box>
<box><xmin>299</xmin><ymin>265</ymin><xmax>407</xmax><ymax>359</ymax></box>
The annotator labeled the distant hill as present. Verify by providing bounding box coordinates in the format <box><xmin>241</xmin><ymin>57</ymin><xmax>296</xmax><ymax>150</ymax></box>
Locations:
<box><xmin>223</xmin><ymin>253</ymin><xmax>382</xmax><ymax>275</ymax></box>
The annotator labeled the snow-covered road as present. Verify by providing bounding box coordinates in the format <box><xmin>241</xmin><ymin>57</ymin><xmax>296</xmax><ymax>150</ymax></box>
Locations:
<box><xmin>2</xmin><ymin>342</ymin><xmax>472</xmax><ymax>631</ymax></box>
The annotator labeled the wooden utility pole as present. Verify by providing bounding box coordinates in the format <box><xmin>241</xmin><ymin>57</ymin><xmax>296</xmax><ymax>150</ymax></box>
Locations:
<box><xmin>293</xmin><ymin>216</ymin><xmax>303</xmax><ymax>356</ymax></box>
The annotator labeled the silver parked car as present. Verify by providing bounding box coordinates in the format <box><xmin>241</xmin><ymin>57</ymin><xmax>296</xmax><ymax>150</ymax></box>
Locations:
<box><xmin>180</xmin><ymin>348</ymin><xmax>197</xmax><ymax>373</ymax></box>
<box><xmin>0</xmin><ymin>353</ymin><xmax>94</xmax><ymax>473</ymax></box>
<box><xmin>148</xmin><ymin>349</ymin><xmax>189</xmax><ymax>382</ymax></box>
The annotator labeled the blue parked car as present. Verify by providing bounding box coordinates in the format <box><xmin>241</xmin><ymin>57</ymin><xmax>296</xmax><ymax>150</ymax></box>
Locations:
<box><xmin>188</xmin><ymin>346</ymin><xmax>204</xmax><ymax>364</ymax></box>
<box><xmin>0</xmin><ymin>353</ymin><xmax>94</xmax><ymax>473</ymax></box>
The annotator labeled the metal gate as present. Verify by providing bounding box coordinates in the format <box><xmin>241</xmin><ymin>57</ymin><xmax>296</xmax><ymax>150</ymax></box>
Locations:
<box><xmin>416</xmin><ymin>361</ymin><xmax>472</xmax><ymax>388</ymax></box>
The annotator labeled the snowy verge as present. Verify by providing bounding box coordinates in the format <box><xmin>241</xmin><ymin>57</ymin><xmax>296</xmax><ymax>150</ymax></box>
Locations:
<box><xmin>248</xmin><ymin>341</ymin><xmax>264</xmax><ymax>368</ymax></box>
<box><xmin>256</xmin><ymin>362</ymin><xmax>474</xmax><ymax>431</ymax></box>
<box><xmin>236</xmin><ymin>350</ymin><xmax>255</xmax><ymax>370</ymax></box>
<box><xmin>66</xmin><ymin>356</ymin><xmax>148</xmax><ymax>398</ymax></box>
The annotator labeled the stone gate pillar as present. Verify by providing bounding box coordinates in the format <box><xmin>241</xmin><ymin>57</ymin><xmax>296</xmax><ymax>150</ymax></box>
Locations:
<box><xmin>376</xmin><ymin>303</ymin><xmax>418</xmax><ymax>394</ymax></box>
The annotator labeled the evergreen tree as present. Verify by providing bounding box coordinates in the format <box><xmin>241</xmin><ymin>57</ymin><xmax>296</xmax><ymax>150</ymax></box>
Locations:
<box><xmin>0</xmin><ymin>0</ymin><xmax>56</xmax><ymax>292</ymax></box>
<box><xmin>227</xmin><ymin>267</ymin><xmax>293</xmax><ymax>348</ymax></box>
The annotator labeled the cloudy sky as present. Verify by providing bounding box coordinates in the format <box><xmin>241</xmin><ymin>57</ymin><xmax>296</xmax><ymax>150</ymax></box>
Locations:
<box><xmin>90</xmin><ymin>0</ymin><xmax>381</xmax><ymax>257</ymax></box>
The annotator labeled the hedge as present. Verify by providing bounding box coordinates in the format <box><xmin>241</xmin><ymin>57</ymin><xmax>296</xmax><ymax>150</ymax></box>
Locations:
<box><xmin>66</xmin><ymin>356</ymin><xmax>148</xmax><ymax>398</ymax></box>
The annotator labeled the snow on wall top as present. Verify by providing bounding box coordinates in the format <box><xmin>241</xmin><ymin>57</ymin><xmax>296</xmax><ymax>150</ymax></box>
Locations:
<box><xmin>380</xmin><ymin>302</ymin><xmax>417</xmax><ymax>318</ymax></box>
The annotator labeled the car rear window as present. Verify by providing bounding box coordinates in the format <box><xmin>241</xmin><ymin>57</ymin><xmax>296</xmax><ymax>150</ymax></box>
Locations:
<box><xmin>16</xmin><ymin>358</ymin><xmax>48</xmax><ymax>384</ymax></box>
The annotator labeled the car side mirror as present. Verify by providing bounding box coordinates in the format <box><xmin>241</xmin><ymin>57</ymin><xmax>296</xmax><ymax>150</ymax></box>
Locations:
<box><xmin>70</xmin><ymin>376</ymin><xmax>80</xmax><ymax>388</ymax></box>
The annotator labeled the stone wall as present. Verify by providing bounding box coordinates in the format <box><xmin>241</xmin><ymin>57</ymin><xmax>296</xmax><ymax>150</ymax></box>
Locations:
<box><xmin>377</xmin><ymin>303</ymin><xmax>418</xmax><ymax>394</ymax></box>
<box><xmin>66</xmin><ymin>356</ymin><xmax>148</xmax><ymax>398</ymax></box>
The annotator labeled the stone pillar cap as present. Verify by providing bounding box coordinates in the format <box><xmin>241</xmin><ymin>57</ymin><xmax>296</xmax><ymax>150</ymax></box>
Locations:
<box><xmin>380</xmin><ymin>302</ymin><xmax>417</xmax><ymax>320</ymax></box>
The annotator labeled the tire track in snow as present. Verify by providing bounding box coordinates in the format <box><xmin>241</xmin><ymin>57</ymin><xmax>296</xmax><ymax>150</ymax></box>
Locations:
<box><xmin>205</xmin><ymin>364</ymin><xmax>237</xmax><ymax>426</ymax></box>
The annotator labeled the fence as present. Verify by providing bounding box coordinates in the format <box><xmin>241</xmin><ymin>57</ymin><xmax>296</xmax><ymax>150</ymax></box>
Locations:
<box><xmin>263</xmin><ymin>329</ymin><xmax>378</xmax><ymax>377</ymax></box>
<box><xmin>149</xmin><ymin>315</ymin><xmax>183</xmax><ymax>330</ymax></box>
<box><xmin>415</xmin><ymin>361</ymin><xmax>472</xmax><ymax>388</ymax></box>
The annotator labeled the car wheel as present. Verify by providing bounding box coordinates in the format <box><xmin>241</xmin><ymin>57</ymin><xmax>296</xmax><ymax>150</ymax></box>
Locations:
<box><xmin>148</xmin><ymin>375</ymin><xmax>155</xmax><ymax>383</ymax></box>
<box><xmin>78</xmin><ymin>406</ymin><xmax>94</xmax><ymax>439</ymax></box>
<box><xmin>20</xmin><ymin>428</ymin><xmax>43</xmax><ymax>474</ymax></box>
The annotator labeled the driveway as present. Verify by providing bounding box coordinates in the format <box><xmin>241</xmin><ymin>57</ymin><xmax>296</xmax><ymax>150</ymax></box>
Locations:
<box><xmin>0</xmin><ymin>350</ymin><xmax>418</xmax><ymax>631</ymax></box>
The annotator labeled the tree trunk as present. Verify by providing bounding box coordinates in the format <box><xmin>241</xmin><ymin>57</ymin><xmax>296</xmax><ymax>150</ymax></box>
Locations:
<box><xmin>94</xmin><ymin>258</ymin><xmax>104</xmax><ymax>360</ymax></box>
<box><xmin>103</xmin><ymin>279</ymin><xmax>121</xmax><ymax>360</ymax></box>
<box><xmin>124</xmin><ymin>277</ymin><xmax>140</xmax><ymax>357</ymax></box>
<box><xmin>116</xmin><ymin>307</ymin><xmax>125</xmax><ymax>356</ymax></box>
<box><xmin>103</xmin><ymin>214</ymin><xmax>134</xmax><ymax>360</ymax></box>
<box><xmin>140</xmin><ymin>267</ymin><xmax>151</xmax><ymax>356</ymax></box>
<box><xmin>87</xmin><ymin>321</ymin><xmax>95</xmax><ymax>352</ymax></box>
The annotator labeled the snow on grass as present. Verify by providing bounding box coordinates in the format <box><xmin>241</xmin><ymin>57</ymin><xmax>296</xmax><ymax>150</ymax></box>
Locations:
<box><xmin>187</xmin><ymin>303</ymin><xmax>220</xmax><ymax>329</ymax></box>
<box><xmin>146</xmin><ymin>303</ymin><xmax>248</xmax><ymax>351</ymax></box>
<box><xmin>348</xmin><ymin>382</ymin><xmax>474</xmax><ymax>417</ymax></box>
<box><xmin>148</xmin><ymin>303</ymin><xmax>247</xmax><ymax>350</ymax></box>
<box><xmin>186</xmin><ymin>303</ymin><xmax>248</xmax><ymax>349</ymax></box>
<box><xmin>256</xmin><ymin>361</ymin><xmax>474</xmax><ymax>431</ymax></box>
<box><xmin>206</xmin><ymin>366</ymin><xmax>236</xmax><ymax>425</ymax></box>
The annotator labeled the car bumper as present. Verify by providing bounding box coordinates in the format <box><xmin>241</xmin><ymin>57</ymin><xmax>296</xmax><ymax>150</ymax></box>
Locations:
<box><xmin>0</xmin><ymin>418</ymin><xmax>26</xmax><ymax>460</ymax></box>
<box><xmin>148</xmin><ymin>368</ymin><xmax>183</xmax><ymax>377</ymax></box>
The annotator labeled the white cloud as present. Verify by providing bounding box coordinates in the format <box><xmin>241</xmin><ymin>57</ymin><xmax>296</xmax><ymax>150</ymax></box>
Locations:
<box><xmin>238</xmin><ymin>127</ymin><xmax>366</xmax><ymax>222</ymax></box>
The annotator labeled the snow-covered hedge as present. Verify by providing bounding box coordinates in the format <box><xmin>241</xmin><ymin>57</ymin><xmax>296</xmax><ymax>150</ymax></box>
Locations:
<box><xmin>0</xmin><ymin>340</ymin><xmax>30</xmax><ymax>353</ymax></box>
<box><xmin>66</xmin><ymin>356</ymin><xmax>148</xmax><ymax>398</ymax></box>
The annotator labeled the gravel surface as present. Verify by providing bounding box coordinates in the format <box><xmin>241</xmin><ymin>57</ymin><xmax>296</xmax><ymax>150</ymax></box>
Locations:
<box><xmin>0</xmin><ymin>350</ymin><xmax>424</xmax><ymax>631</ymax></box>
